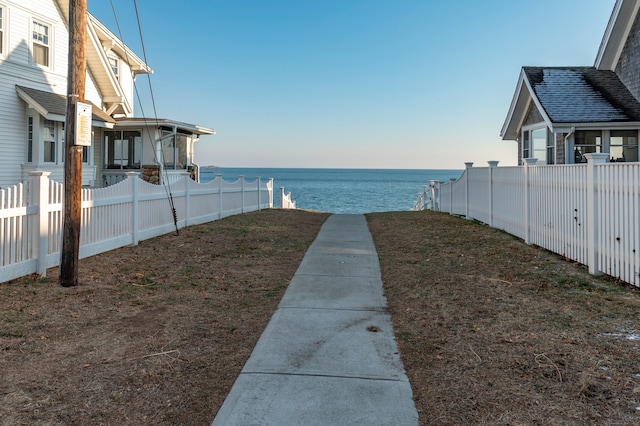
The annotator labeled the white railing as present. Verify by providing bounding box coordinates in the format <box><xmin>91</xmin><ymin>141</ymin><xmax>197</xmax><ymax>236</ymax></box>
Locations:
<box><xmin>422</xmin><ymin>154</ymin><xmax>640</xmax><ymax>287</ymax></box>
<box><xmin>280</xmin><ymin>186</ymin><xmax>296</xmax><ymax>209</ymax></box>
<box><xmin>0</xmin><ymin>171</ymin><xmax>289</xmax><ymax>284</ymax></box>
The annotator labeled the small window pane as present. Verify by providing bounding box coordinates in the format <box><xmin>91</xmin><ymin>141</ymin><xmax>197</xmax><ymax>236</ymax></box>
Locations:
<box><xmin>531</xmin><ymin>128</ymin><xmax>547</xmax><ymax>164</ymax></box>
<box><xmin>610</xmin><ymin>130</ymin><xmax>638</xmax><ymax>162</ymax></box>
<box><xmin>32</xmin><ymin>21</ymin><xmax>50</xmax><ymax>66</ymax></box>
<box><xmin>574</xmin><ymin>130</ymin><xmax>601</xmax><ymax>163</ymax></box>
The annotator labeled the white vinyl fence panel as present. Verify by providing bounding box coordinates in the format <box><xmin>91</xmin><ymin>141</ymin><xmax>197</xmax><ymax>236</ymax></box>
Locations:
<box><xmin>0</xmin><ymin>171</ymin><xmax>281</xmax><ymax>284</ymax></box>
<box><xmin>423</xmin><ymin>154</ymin><xmax>640</xmax><ymax>287</ymax></box>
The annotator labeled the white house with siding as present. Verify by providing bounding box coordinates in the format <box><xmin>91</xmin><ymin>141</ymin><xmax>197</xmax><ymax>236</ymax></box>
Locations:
<box><xmin>0</xmin><ymin>0</ymin><xmax>214</xmax><ymax>188</ymax></box>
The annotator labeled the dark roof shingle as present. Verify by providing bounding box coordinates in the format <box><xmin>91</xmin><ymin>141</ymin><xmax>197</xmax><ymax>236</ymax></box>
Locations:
<box><xmin>524</xmin><ymin>66</ymin><xmax>640</xmax><ymax>123</ymax></box>
<box><xmin>15</xmin><ymin>85</ymin><xmax>115</xmax><ymax>123</ymax></box>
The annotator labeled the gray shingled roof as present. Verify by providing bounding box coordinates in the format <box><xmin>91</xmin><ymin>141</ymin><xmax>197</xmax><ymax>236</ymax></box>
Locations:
<box><xmin>15</xmin><ymin>85</ymin><xmax>115</xmax><ymax>123</ymax></box>
<box><xmin>524</xmin><ymin>66</ymin><xmax>640</xmax><ymax>123</ymax></box>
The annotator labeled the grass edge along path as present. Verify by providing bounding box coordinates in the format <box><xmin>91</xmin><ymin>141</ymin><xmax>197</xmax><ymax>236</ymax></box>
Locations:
<box><xmin>367</xmin><ymin>210</ymin><xmax>640</xmax><ymax>426</ymax></box>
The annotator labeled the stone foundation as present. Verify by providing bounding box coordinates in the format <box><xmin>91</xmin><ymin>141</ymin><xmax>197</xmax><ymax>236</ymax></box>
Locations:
<box><xmin>142</xmin><ymin>165</ymin><xmax>160</xmax><ymax>185</ymax></box>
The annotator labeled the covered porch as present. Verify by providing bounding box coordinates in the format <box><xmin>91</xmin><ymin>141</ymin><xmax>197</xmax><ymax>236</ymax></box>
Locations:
<box><xmin>100</xmin><ymin>118</ymin><xmax>215</xmax><ymax>186</ymax></box>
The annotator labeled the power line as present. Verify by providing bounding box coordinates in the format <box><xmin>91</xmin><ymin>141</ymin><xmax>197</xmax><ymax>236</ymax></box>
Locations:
<box><xmin>108</xmin><ymin>0</ymin><xmax>180</xmax><ymax>235</ymax></box>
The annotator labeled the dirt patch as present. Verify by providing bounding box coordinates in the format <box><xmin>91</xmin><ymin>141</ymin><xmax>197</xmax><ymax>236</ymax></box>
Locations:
<box><xmin>367</xmin><ymin>210</ymin><xmax>640</xmax><ymax>425</ymax></box>
<box><xmin>0</xmin><ymin>209</ymin><xmax>329</xmax><ymax>425</ymax></box>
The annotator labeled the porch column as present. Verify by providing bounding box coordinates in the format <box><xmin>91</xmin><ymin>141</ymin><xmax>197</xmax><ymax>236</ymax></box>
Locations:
<box><xmin>585</xmin><ymin>153</ymin><xmax>609</xmax><ymax>275</ymax></box>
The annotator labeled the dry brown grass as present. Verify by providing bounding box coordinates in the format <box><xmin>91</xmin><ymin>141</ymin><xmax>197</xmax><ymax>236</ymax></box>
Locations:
<box><xmin>2</xmin><ymin>208</ymin><xmax>640</xmax><ymax>425</ymax></box>
<box><xmin>0</xmin><ymin>209</ymin><xmax>329</xmax><ymax>425</ymax></box>
<box><xmin>368</xmin><ymin>210</ymin><xmax>640</xmax><ymax>425</ymax></box>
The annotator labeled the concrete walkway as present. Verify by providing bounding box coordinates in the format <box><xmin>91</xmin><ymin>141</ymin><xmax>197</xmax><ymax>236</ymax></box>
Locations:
<box><xmin>212</xmin><ymin>214</ymin><xmax>419</xmax><ymax>425</ymax></box>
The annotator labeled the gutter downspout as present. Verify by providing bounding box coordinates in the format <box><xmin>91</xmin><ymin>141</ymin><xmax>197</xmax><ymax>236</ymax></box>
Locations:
<box><xmin>565</xmin><ymin>127</ymin><xmax>576</xmax><ymax>164</ymax></box>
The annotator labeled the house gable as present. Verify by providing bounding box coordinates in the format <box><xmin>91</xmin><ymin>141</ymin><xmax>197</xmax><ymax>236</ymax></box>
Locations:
<box><xmin>614</xmin><ymin>10</ymin><xmax>640</xmax><ymax>101</ymax></box>
<box><xmin>595</xmin><ymin>0</ymin><xmax>640</xmax><ymax>72</ymax></box>
<box><xmin>523</xmin><ymin>101</ymin><xmax>544</xmax><ymax>127</ymax></box>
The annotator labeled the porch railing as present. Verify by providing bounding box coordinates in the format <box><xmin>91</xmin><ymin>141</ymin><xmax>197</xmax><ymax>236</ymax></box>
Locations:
<box><xmin>417</xmin><ymin>154</ymin><xmax>640</xmax><ymax>287</ymax></box>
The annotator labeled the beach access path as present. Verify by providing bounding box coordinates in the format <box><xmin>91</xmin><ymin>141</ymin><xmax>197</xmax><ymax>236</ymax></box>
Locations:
<box><xmin>211</xmin><ymin>214</ymin><xmax>419</xmax><ymax>425</ymax></box>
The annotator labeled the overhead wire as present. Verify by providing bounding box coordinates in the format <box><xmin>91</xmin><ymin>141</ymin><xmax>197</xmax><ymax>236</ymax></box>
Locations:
<box><xmin>107</xmin><ymin>0</ymin><xmax>180</xmax><ymax>235</ymax></box>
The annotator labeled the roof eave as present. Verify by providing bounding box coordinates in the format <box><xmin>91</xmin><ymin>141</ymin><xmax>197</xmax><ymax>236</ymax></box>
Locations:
<box><xmin>595</xmin><ymin>0</ymin><xmax>640</xmax><ymax>70</ymax></box>
<box><xmin>114</xmin><ymin>118</ymin><xmax>215</xmax><ymax>135</ymax></box>
<box><xmin>501</xmin><ymin>69</ymin><xmax>554</xmax><ymax>140</ymax></box>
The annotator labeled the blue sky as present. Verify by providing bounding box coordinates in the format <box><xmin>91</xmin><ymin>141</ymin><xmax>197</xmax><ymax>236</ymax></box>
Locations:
<box><xmin>89</xmin><ymin>0</ymin><xmax>616</xmax><ymax>169</ymax></box>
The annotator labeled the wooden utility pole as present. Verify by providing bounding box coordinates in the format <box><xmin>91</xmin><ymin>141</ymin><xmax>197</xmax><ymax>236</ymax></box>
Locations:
<box><xmin>60</xmin><ymin>0</ymin><xmax>87</xmax><ymax>287</ymax></box>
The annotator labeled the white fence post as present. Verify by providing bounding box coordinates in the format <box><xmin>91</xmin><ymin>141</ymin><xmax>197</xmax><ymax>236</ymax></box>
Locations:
<box><xmin>256</xmin><ymin>177</ymin><xmax>261</xmax><ymax>211</ymax></box>
<box><xmin>487</xmin><ymin>161</ymin><xmax>499</xmax><ymax>227</ymax></box>
<box><xmin>181</xmin><ymin>173</ymin><xmax>191</xmax><ymax>227</ymax></box>
<box><xmin>239</xmin><ymin>176</ymin><xmax>245</xmax><ymax>214</ymax></box>
<box><xmin>216</xmin><ymin>174</ymin><xmax>223</xmax><ymax>218</ymax></box>
<box><xmin>280</xmin><ymin>187</ymin><xmax>285</xmax><ymax>208</ymax></box>
<box><xmin>464</xmin><ymin>162</ymin><xmax>473</xmax><ymax>219</ymax></box>
<box><xmin>586</xmin><ymin>153</ymin><xmax>609</xmax><ymax>275</ymax></box>
<box><xmin>523</xmin><ymin>158</ymin><xmax>538</xmax><ymax>244</ymax></box>
<box><xmin>268</xmin><ymin>178</ymin><xmax>274</xmax><ymax>208</ymax></box>
<box><xmin>449</xmin><ymin>178</ymin><xmax>456</xmax><ymax>214</ymax></box>
<box><xmin>30</xmin><ymin>171</ymin><xmax>51</xmax><ymax>277</ymax></box>
<box><xmin>431</xmin><ymin>180</ymin><xmax>442</xmax><ymax>211</ymax></box>
<box><xmin>126</xmin><ymin>172</ymin><xmax>140</xmax><ymax>246</ymax></box>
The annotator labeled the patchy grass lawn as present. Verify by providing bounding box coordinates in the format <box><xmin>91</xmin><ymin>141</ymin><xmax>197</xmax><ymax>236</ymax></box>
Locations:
<box><xmin>368</xmin><ymin>210</ymin><xmax>640</xmax><ymax>425</ymax></box>
<box><xmin>2</xmin><ymin>208</ymin><xmax>640</xmax><ymax>425</ymax></box>
<box><xmin>0</xmin><ymin>209</ymin><xmax>329</xmax><ymax>425</ymax></box>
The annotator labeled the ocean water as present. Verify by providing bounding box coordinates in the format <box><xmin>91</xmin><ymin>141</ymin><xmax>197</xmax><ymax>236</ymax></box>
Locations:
<box><xmin>200</xmin><ymin>168</ymin><xmax>462</xmax><ymax>214</ymax></box>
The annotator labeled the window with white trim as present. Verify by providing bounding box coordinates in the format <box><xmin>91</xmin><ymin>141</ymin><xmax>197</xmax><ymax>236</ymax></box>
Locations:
<box><xmin>32</xmin><ymin>20</ymin><xmax>50</xmax><ymax>67</ymax></box>
<box><xmin>108</xmin><ymin>56</ymin><xmax>119</xmax><ymax>81</ymax></box>
<box><xmin>160</xmin><ymin>129</ymin><xmax>190</xmax><ymax>170</ymax></box>
<box><xmin>27</xmin><ymin>117</ymin><xmax>33</xmax><ymax>162</ymax></box>
<box><xmin>610</xmin><ymin>130</ymin><xmax>638</xmax><ymax>162</ymax></box>
<box><xmin>43</xmin><ymin>119</ymin><xmax>56</xmax><ymax>162</ymax></box>
<box><xmin>0</xmin><ymin>7</ymin><xmax>5</xmax><ymax>56</ymax></box>
<box><xmin>104</xmin><ymin>130</ymin><xmax>142</xmax><ymax>169</ymax></box>
<box><xmin>574</xmin><ymin>130</ymin><xmax>601</xmax><ymax>163</ymax></box>
<box><xmin>522</xmin><ymin>127</ymin><xmax>549</xmax><ymax>164</ymax></box>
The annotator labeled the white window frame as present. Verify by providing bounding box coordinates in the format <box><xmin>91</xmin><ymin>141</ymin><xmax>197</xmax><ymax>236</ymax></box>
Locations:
<box><xmin>27</xmin><ymin>116</ymin><xmax>34</xmax><ymax>162</ymax></box>
<box><xmin>0</xmin><ymin>5</ymin><xmax>5</xmax><ymax>57</ymax></box>
<box><xmin>609</xmin><ymin>129</ymin><xmax>639</xmax><ymax>162</ymax></box>
<box><xmin>43</xmin><ymin>119</ymin><xmax>56</xmax><ymax>163</ymax></box>
<box><xmin>32</xmin><ymin>19</ymin><xmax>51</xmax><ymax>68</ymax></box>
<box><xmin>104</xmin><ymin>130</ymin><xmax>143</xmax><ymax>169</ymax></box>
<box><xmin>573</xmin><ymin>130</ymin><xmax>602</xmax><ymax>164</ymax></box>
<box><xmin>522</xmin><ymin>125</ymin><xmax>549</xmax><ymax>165</ymax></box>
<box><xmin>108</xmin><ymin>55</ymin><xmax>119</xmax><ymax>81</ymax></box>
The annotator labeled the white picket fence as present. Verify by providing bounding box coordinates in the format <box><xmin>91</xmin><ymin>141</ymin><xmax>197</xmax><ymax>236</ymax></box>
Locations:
<box><xmin>416</xmin><ymin>154</ymin><xmax>640</xmax><ymax>287</ymax></box>
<box><xmin>0</xmin><ymin>171</ymin><xmax>286</xmax><ymax>284</ymax></box>
<box><xmin>279</xmin><ymin>186</ymin><xmax>296</xmax><ymax>209</ymax></box>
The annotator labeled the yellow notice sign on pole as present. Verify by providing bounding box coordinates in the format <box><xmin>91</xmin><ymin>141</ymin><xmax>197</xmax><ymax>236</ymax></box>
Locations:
<box><xmin>75</xmin><ymin>102</ymin><xmax>92</xmax><ymax>146</ymax></box>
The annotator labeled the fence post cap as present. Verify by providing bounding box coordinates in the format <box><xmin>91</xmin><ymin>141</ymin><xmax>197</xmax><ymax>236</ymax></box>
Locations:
<box><xmin>28</xmin><ymin>171</ymin><xmax>51</xmax><ymax>177</ymax></box>
<box><xmin>524</xmin><ymin>158</ymin><xmax>538</xmax><ymax>166</ymax></box>
<box><xmin>487</xmin><ymin>160</ymin><xmax>499</xmax><ymax>168</ymax></box>
<box><xmin>584</xmin><ymin>153</ymin><xmax>609</xmax><ymax>164</ymax></box>
<box><xmin>464</xmin><ymin>162</ymin><xmax>474</xmax><ymax>168</ymax></box>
